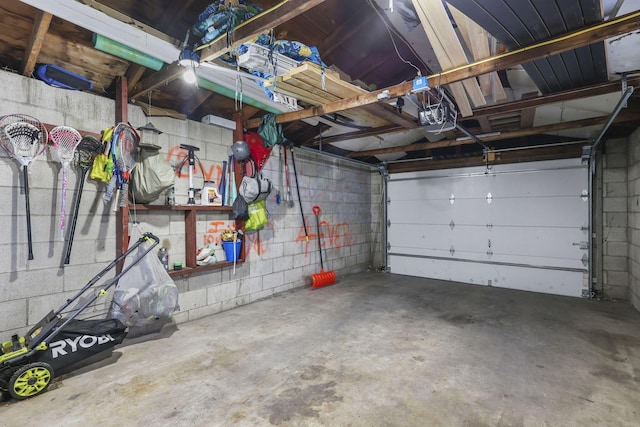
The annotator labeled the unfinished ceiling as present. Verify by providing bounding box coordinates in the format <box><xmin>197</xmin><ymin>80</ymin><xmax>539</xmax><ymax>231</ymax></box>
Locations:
<box><xmin>1</xmin><ymin>0</ymin><xmax>640</xmax><ymax>172</ymax></box>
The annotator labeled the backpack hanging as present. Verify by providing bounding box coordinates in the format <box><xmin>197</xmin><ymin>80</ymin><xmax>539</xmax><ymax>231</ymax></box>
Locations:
<box><xmin>239</xmin><ymin>158</ymin><xmax>272</xmax><ymax>203</ymax></box>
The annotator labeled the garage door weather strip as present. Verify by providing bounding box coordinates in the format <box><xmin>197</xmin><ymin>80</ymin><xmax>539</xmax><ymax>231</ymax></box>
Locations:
<box><xmin>388</xmin><ymin>252</ymin><xmax>587</xmax><ymax>273</ymax></box>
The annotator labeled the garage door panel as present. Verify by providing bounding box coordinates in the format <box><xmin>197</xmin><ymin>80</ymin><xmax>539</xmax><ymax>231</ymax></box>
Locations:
<box><xmin>389</xmin><ymin>255</ymin><xmax>586</xmax><ymax>297</ymax></box>
<box><xmin>488</xmin><ymin>168</ymin><xmax>587</xmax><ymax>198</ymax></box>
<box><xmin>389</xmin><ymin>216</ymin><xmax>587</xmax><ymax>263</ymax></box>
<box><xmin>387</xmin><ymin>158</ymin><xmax>589</xmax><ymax>298</ymax></box>
<box><xmin>489</xmin><ymin>197</ymin><xmax>587</xmax><ymax>227</ymax></box>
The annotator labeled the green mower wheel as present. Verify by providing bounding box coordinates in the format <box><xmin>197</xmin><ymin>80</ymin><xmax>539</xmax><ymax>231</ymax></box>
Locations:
<box><xmin>9</xmin><ymin>362</ymin><xmax>54</xmax><ymax>400</ymax></box>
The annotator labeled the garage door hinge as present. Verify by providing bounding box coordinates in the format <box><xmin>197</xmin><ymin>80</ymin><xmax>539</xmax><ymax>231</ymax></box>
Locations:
<box><xmin>573</xmin><ymin>241</ymin><xmax>589</xmax><ymax>250</ymax></box>
<box><xmin>450</xmin><ymin>246</ymin><xmax>455</xmax><ymax>256</ymax></box>
<box><xmin>387</xmin><ymin>219</ymin><xmax>391</xmax><ymax>228</ymax></box>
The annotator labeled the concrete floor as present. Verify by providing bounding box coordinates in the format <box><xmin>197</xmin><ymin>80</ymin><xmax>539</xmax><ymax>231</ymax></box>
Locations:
<box><xmin>2</xmin><ymin>272</ymin><xmax>640</xmax><ymax>426</ymax></box>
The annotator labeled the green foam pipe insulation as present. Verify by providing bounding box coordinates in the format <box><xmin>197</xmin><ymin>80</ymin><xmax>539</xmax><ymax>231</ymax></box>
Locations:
<box><xmin>196</xmin><ymin>77</ymin><xmax>282</xmax><ymax>114</ymax></box>
<box><xmin>92</xmin><ymin>34</ymin><xmax>165</xmax><ymax>71</ymax></box>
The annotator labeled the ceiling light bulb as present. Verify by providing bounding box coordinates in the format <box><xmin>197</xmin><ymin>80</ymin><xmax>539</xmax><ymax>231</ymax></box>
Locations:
<box><xmin>183</xmin><ymin>65</ymin><xmax>197</xmax><ymax>85</ymax></box>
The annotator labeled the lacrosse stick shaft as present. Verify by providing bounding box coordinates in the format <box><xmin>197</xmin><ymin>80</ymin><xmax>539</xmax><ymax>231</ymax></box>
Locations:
<box><xmin>64</xmin><ymin>168</ymin><xmax>88</xmax><ymax>264</ymax></box>
<box><xmin>22</xmin><ymin>166</ymin><xmax>34</xmax><ymax>260</ymax></box>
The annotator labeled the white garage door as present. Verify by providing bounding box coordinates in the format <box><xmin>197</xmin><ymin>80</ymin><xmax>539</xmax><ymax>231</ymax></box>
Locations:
<box><xmin>388</xmin><ymin>159</ymin><xmax>589</xmax><ymax>297</ymax></box>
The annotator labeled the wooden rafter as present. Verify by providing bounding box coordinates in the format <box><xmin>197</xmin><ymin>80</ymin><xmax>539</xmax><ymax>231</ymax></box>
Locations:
<box><xmin>347</xmin><ymin>111</ymin><xmax>640</xmax><ymax>158</ymax></box>
<box><xmin>448</xmin><ymin>4</ymin><xmax>507</xmax><ymax>102</ymax></box>
<box><xmin>387</xmin><ymin>144</ymin><xmax>583</xmax><ymax>173</ymax></box>
<box><xmin>21</xmin><ymin>10</ymin><xmax>51</xmax><ymax>76</ymax></box>
<box><xmin>244</xmin><ymin>9</ymin><xmax>640</xmax><ymax>129</ymax></box>
<box><xmin>411</xmin><ymin>0</ymin><xmax>486</xmax><ymax>115</ymax></box>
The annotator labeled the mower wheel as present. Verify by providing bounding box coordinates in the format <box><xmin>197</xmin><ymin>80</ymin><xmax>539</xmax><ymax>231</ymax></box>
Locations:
<box><xmin>8</xmin><ymin>362</ymin><xmax>54</xmax><ymax>400</ymax></box>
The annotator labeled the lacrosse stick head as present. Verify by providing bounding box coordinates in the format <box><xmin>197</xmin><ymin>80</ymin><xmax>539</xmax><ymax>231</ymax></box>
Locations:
<box><xmin>75</xmin><ymin>135</ymin><xmax>103</xmax><ymax>170</ymax></box>
<box><xmin>0</xmin><ymin>114</ymin><xmax>48</xmax><ymax>166</ymax></box>
<box><xmin>50</xmin><ymin>126</ymin><xmax>81</xmax><ymax>168</ymax></box>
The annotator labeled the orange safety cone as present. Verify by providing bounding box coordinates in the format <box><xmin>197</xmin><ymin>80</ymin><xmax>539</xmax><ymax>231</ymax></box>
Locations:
<box><xmin>311</xmin><ymin>205</ymin><xmax>336</xmax><ymax>289</ymax></box>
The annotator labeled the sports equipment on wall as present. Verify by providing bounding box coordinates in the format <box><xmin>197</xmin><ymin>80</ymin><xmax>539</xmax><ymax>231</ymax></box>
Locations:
<box><xmin>49</xmin><ymin>126</ymin><xmax>82</xmax><ymax>240</ymax></box>
<box><xmin>104</xmin><ymin>123</ymin><xmax>140</xmax><ymax>211</ymax></box>
<box><xmin>64</xmin><ymin>135</ymin><xmax>103</xmax><ymax>264</ymax></box>
<box><xmin>0</xmin><ymin>114</ymin><xmax>48</xmax><ymax>260</ymax></box>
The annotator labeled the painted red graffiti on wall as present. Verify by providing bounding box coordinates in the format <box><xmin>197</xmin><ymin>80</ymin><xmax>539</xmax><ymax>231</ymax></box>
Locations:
<box><xmin>166</xmin><ymin>145</ymin><xmax>223</xmax><ymax>183</ymax></box>
<box><xmin>295</xmin><ymin>218</ymin><xmax>356</xmax><ymax>256</ymax></box>
<box><xmin>202</xmin><ymin>220</ymin><xmax>275</xmax><ymax>256</ymax></box>
<box><xmin>202</xmin><ymin>221</ymin><xmax>232</xmax><ymax>246</ymax></box>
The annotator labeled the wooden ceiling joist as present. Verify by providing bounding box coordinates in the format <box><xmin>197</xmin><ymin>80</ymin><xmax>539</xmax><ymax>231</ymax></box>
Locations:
<box><xmin>411</xmin><ymin>0</ymin><xmax>486</xmax><ymax>115</ymax></box>
<box><xmin>448</xmin><ymin>5</ymin><xmax>507</xmax><ymax>103</ymax></box>
<box><xmin>348</xmin><ymin>111</ymin><xmax>640</xmax><ymax>158</ymax></box>
<box><xmin>21</xmin><ymin>10</ymin><xmax>51</xmax><ymax>76</ymax></box>
<box><xmin>244</xmin><ymin>9</ymin><xmax>640</xmax><ymax>129</ymax></box>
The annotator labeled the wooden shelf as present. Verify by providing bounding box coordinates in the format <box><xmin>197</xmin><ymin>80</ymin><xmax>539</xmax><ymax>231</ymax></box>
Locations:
<box><xmin>168</xmin><ymin>258</ymin><xmax>245</xmax><ymax>278</ymax></box>
<box><xmin>123</xmin><ymin>203</ymin><xmax>243</xmax><ymax>272</ymax></box>
<box><xmin>131</xmin><ymin>204</ymin><xmax>232</xmax><ymax>212</ymax></box>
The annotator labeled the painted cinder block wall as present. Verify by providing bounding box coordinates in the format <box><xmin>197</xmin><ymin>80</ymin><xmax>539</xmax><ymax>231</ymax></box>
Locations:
<box><xmin>628</xmin><ymin>127</ymin><xmax>640</xmax><ymax>311</ymax></box>
<box><xmin>600</xmin><ymin>137</ymin><xmax>630</xmax><ymax>299</ymax></box>
<box><xmin>0</xmin><ymin>70</ymin><xmax>382</xmax><ymax>336</ymax></box>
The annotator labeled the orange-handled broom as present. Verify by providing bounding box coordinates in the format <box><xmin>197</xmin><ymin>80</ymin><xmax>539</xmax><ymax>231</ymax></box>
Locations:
<box><xmin>311</xmin><ymin>205</ymin><xmax>336</xmax><ymax>289</ymax></box>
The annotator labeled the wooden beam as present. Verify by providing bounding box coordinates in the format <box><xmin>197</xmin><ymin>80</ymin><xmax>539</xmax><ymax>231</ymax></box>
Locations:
<box><xmin>411</xmin><ymin>0</ymin><xmax>486</xmax><ymax>112</ymax></box>
<box><xmin>115</xmin><ymin>76</ymin><xmax>128</xmax><ymax>269</ymax></box>
<box><xmin>348</xmin><ymin>111</ymin><xmax>640</xmax><ymax>158</ymax></box>
<box><xmin>130</xmin><ymin>62</ymin><xmax>183</xmax><ymax>100</ymax></box>
<box><xmin>305</xmin><ymin>124</ymin><xmax>404</xmax><ymax>147</ymax></box>
<box><xmin>21</xmin><ymin>10</ymin><xmax>52</xmax><ymax>76</ymax></box>
<box><xmin>197</xmin><ymin>0</ymin><xmax>327</xmax><ymax>63</ymax></box>
<box><xmin>519</xmin><ymin>92</ymin><xmax>539</xmax><ymax>128</ymax></box>
<box><xmin>131</xmin><ymin>0</ymin><xmax>326</xmax><ymax>101</ymax></box>
<box><xmin>244</xmin><ymin>9</ymin><xmax>640</xmax><ymax>128</ymax></box>
<box><xmin>387</xmin><ymin>144</ymin><xmax>582</xmax><ymax>173</ymax></box>
<box><xmin>471</xmin><ymin>76</ymin><xmax>640</xmax><ymax>119</ymax></box>
<box><xmin>361</xmin><ymin>103</ymin><xmax>418</xmax><ymax>129</ymax></box>
<box><xmin>182</xmin><ymin>90</ymin><xmax>216</xmax><ymax>117</ymax></box>
<box><xmin>135</xmin><ymin>102</ymin><xmax>187</xmax><ymax>120</ymax></box>
<box><xmin>125</xmin><ymin>64</ymin><xmax>147</xmax><ymax>93</ymax></box>
<box><xmin>449</xmin><ymin>5</ymin><xmax>507</xmax><ymax>102</ymax></box>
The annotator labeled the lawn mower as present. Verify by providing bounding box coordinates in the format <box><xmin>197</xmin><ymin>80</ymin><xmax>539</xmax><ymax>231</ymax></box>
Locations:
<box><xmin>0</xmin><ymin>232</ymin><xmax>159</xmax><ymax>401</ymax></box>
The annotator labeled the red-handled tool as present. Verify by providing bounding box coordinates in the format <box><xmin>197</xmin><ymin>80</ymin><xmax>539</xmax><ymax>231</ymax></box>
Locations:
<box><xmin>311</xmin><ymin>205</ymin><xmax>336</xmax><ymax>289</ymax></box>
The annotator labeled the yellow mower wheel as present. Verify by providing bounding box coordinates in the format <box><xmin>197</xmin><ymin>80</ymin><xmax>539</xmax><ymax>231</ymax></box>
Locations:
<box><xmin>9</xmin><ymin>362</ymin><xmax>54</xmax><ymax>400</ymax></box>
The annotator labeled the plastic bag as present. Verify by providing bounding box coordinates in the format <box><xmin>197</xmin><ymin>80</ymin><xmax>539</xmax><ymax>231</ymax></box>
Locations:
<box><xmin>130</xmin><ymin>145</ymin><xmax>175</xmax><ymax>203</ymax></box>
<box><xmin>245</xmin><ymin>200</ymin><xmax>268</xmax><ymax>231</ymax></box>
<box><xmin>232</xmin><ymin>195</ymin><xmax>249</xmax><ymax>221</ymax></box>
<box><xmin>109</xmin><ymin>227</ymin><xmax>179</xmax><ymax>327</ymax></box>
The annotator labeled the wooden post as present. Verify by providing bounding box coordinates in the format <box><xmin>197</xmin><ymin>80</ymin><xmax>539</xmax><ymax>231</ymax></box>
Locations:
<box><xmin>115</xmin><ymin>76</ymin><xmax>129</xmax><ymax>270</ymax></box>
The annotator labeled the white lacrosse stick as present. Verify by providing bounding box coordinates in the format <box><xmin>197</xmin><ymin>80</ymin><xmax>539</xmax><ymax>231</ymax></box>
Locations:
<box><xmin>50</xmin><ymin>126</ymin><xmax>81</xmax><ymax>240</ymax></box>
<box><xmin>0</xmin><ymin>114</ymin><xmax>48</xmax><ymax>260</ymax></box>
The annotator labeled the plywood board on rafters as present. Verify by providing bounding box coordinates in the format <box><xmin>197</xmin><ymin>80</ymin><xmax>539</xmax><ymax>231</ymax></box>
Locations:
<box><xmin>411</xmin><ymin>0</ymin><xmax>486</xmax><ymax>115</ymax></box>
<box><xmin>269</xmin><ymin>62</ymin><xmax>392</xmax><ymax>127</ymax></box>
<box><xmin>448</xmin><ymin>4</ymin><xmax>507</xmax><ymax>103</ymax></box>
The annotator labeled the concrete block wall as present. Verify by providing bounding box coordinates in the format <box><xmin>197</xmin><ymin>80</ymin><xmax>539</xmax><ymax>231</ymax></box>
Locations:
<box><xmin>0</xmin><ymin>69</ymin><xmax>383</xmax><ymax>336</ymax></box>
<box><xmin>600</xmin><ymin>138</ymin><xmax>629</xmax><ymax>299</ymax></box>
<box><xmin>168</xmin><ymin>147</ymin><xmax>380</xmax><ymax>324</ymax></box>
<box><xmin>628</xmin><ymin>128</ymin><xmax>640</xmax><ymax>311</ymax></box>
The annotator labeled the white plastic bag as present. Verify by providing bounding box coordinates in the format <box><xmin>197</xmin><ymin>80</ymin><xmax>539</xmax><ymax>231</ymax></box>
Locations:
<box><xmin>130</xmin><ymin>144</ymin><xmax>175</xmax><ymax>203</ymax></box>
<box><xmin>109</xmin><ymin>227</ymin><xmax>179</xmax><ymax>327</ymax></box>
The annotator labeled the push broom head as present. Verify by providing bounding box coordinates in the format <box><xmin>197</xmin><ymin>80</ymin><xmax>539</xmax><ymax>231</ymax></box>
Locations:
<box><xmin>311</xmin><ymin>269</ymin><xmax>336</xmax><ymax>289</ymax></box>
